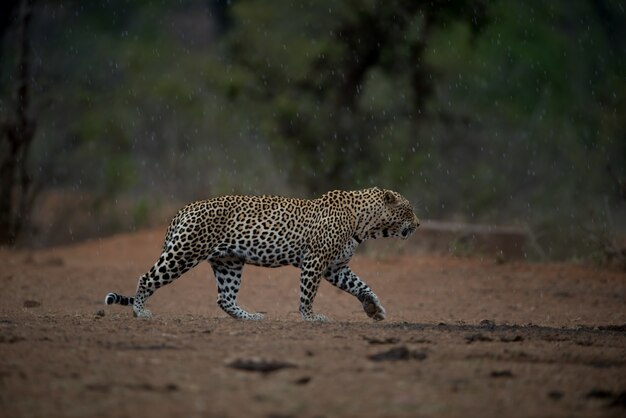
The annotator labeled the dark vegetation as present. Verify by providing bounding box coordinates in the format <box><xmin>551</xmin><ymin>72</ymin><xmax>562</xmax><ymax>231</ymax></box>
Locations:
<box><xmin>0</xmin><ymin>0</ymin><xmax>624</xmax><ymax>260</ymax></box>
<box><xmin>0</xmin><ymin>0</ymin><xmax>35</xmax><ymax>245</ymax></box>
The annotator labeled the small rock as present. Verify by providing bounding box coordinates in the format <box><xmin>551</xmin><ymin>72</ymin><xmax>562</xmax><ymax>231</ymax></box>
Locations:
<box><xmin>548</xmin><ymin>390</ymin><xmax>564</xmax><ymax>400</ymax></box>
<box><xmin>490</xmin><ymin>370</ymin><xmax>514</xmax><ymax>378</ymax></box>
<box><xmin>585</xmin><ymin>389</ymin><xmax>626</xmax><ymax>409</ymax></box>
<box><xmin>294</xmin><ymin>376</ymin><xmax>311</xmax><ymax>385</ymax></box>
<box><xmin>500</xmin><ymin>335</ymin><xmax>524</xmax><ymax>343</ymax></box>
<box><xmin>95</xmin><ymin>309</ymin><xmax>105</xmax><ymax>318</ymax></box>
<box><xmin>362</xmin><ymin>336</ymin><xmax>400</xmax><ymax>345</ymax></box>
<box><xmin>368</xmin><ymin>346</ymin><xmax>427</xmax><ymax>362</ymax></box>
<box><xmin>23</xmin><ymin>300</ymin><xmax>41</xmax><ymax>308</ymax></box>
<box><xmin>227</xmin><ymin>358</ymin><xmax>297</xmax><ymax>374</ymax></box>
<box><xmin>465</xmin><ymin>333</ymin><xmax>493</xmax><ymax>343</ymax></box>
<box><xmin>164</xmin><ymin>383</ymin><xmax>179</xmax><ymax>392</ymax></box>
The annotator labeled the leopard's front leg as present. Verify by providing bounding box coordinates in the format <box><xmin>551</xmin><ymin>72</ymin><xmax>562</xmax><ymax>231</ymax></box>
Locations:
<box><xmin>325</xmin><ymin>265</ymin><xmax>386</xmax><ymax>321</ymax></box>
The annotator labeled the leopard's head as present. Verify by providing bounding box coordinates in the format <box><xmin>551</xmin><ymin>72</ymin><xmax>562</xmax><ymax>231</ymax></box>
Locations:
<box><xmin>371</xmin><ymin>189</ymin><xmax>419</xmax><ymax>240</ymax></box>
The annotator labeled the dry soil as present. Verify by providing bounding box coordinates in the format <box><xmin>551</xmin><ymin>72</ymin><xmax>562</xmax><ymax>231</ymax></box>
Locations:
<box><xmin>1</xmin><ymin>228</ymin><xmax>625</xmax><ymax>417</ymax></box>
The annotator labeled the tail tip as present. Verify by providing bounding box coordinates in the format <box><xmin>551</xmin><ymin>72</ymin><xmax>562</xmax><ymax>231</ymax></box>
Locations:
<box><xmin>104</xmin><ymin>293</ymin><xmax>116</xmax><ymax>305</ymax></box>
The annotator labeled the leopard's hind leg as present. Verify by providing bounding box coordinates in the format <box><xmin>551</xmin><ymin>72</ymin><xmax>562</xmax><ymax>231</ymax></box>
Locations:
<box><xmin>117</xmin><ymin>251</ymin><xmax>200</xmax><ymax>318</ymax></box>
<box><xmin>210</xmin><ymin>258</ymin><xmax>264</xmax><ymax>320</ymax></box>
<box><xmin>133</xmin><ymin>251</ymin><xmax>199</xmax><ymax>318</ymax></box>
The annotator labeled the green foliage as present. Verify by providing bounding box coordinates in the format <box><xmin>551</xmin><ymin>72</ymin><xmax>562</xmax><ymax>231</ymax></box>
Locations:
<box><xmin>223</xmin><ymin>0</ymin><xmax>490</xmax><ymax>196</ymax></box>
<box><xmin>1</xmin><ymin>0</ymin><xmax>624</xmax><ymax>257</ymax></box>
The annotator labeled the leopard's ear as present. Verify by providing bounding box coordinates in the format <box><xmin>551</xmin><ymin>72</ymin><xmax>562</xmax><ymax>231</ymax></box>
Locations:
<box><xmin>383</xmin><ymin>190</ymin><xmax>399</xmax><ymax>206</ymax></box>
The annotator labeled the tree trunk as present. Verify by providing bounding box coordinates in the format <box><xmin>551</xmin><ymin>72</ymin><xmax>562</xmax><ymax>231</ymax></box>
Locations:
<box><xmin>0</xmin><ymin>0</ymin><xmax>35</xmax><ymax>246</ymax></box>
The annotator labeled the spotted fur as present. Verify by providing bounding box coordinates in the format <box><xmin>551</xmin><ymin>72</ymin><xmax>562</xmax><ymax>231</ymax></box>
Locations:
<box><xmin>105</xmin><ymin>187</ymin><xmax>419</xmax><ymax>321</ymax></box>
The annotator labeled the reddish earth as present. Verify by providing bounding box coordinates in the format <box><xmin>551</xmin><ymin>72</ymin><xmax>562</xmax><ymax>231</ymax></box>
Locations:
<box><xmin>1</xmin><ymin>228</ymin><xmax>625</xmax><ymax>417</ymax></box>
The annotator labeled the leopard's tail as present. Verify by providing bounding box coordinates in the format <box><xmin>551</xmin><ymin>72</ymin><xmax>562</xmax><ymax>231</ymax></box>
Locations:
<box><xmin>104</xmin><ymin>292</ymin><xmax>134</xmax><ymax>306</ymax></box>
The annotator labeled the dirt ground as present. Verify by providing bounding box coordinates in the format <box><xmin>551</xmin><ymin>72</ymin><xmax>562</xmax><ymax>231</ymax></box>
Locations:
<box><xmin>1</xmin><ymin>228</ymin><xmax>625</xmax><ymax>418</ymax></box>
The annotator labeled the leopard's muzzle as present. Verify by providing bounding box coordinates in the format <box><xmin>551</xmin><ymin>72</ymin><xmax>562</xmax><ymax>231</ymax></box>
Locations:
<box><xmin>400</xmin><ymin>215</ymin><xmax>420</xmax><ymax>239</ymax></box>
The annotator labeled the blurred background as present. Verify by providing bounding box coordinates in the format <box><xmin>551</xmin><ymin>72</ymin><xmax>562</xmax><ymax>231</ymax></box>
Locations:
<box><xmin>1</xmin><ymin>0</ymin><xmax>624</xmax><ymax>261</ymax></box>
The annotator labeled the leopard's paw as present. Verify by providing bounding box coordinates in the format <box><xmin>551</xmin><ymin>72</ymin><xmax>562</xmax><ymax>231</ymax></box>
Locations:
<box><xmin>302</xmin><ymin>313</ymin><xmax>329</xmax><ymax>322</ymax></box>
<box><xmin>363</xmin><ymin>297</ymin><xmax>386</xmax><ymax>321</ymax></box>
<box><xmin>246</xmin><ymin>312</ymin><xmax>265</xmax><ymax>321</ymax></box>
<box><xmin>133</xmin><ymin>309</ymin><xmax>152</xmax><ymax>319</ymax></box>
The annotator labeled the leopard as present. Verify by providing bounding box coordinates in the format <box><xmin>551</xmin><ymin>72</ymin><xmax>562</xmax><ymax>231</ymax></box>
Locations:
<box><xmin>104</xmin><ymin>187</ymin><xmax>419</xmax><ymax>321</ymax></box>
